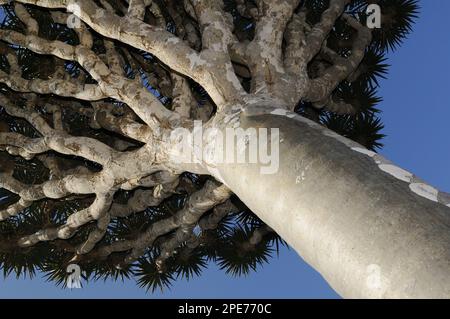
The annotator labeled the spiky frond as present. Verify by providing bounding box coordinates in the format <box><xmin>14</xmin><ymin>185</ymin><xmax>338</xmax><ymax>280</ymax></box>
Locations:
<box><xmin>367</xmin><ymin>0</ymin><xmax>419</xmax><ymax>51</ymax></box>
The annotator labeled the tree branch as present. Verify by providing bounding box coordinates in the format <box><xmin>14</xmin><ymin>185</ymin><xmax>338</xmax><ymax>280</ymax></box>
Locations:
<box><xmin>305</xmin><ymin>14</ymin><xmax>373</xmax><ymax>103</ymax></box>
<box><xmin>0</xmin><ymin>27</ymin><xmax>179</xmax><ymax>130</ymax></box>
<box><xmin>0</xmin><ymin>51</ymin><xmax>106</xmax><ymax>101</ymax></box>
<box><xmin>88</xmin><ymin>181</ymin><xmax>230</xmax><ymax>263</ymax></box>
<box><xmin>245</xmin><ymin>0</ymin><xmax>300</xmax><ymax>103</ymax></box>
<box><xmin>18</xmin><ymin>191</ymin><xmax>114</xmax><ymax>247</ymax></box>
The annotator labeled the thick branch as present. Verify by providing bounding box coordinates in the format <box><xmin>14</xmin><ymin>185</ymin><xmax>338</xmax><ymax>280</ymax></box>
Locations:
<box><xmin>304</xmin><ymin>0</ymin><xmax>351</xmax><ymax>62</ymax></box>
<box><xmin>18</xmin><ymin>191</ymin><xmax>114</xmax><ymax>247</ymax></box>
<box><xmin>245</xmin><ymin>0</ymin><xmax>300</xmax><ymax>103</ymax></box>
<box><xmin>0</xmin><ymin>53</ymin><xmax>106</xmax><ymax>101</ymax></box>
<box><xmin>156</xmin><ymin>199</ymin><xmax>236</xmax><ymax>268</ymax></box>
<box><xmin>13</xmin><ymin>0</ymin><xmax>246</xmax><ymax>107</ymax></box>
<box><xmin>89</xmin><ymin>181</ymin><xmax>230</xmax><ymax>262</ymax></box>
<box><xmin>0</xmin><ymin>28</ymin><xmax>178</xmax><ymax>129</ymax></box>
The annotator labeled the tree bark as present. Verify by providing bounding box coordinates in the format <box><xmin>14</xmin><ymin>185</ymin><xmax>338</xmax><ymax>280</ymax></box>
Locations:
<box><xmin>207</xmin><ymin>103</ymin><xmax>450</xmax><ymax>298</ymax></box>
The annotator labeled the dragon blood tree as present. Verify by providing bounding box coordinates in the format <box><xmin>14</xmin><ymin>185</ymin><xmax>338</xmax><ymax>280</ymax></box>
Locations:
<box><xmin>0</xmin><ymin>0</ymin><xmax>449</xmax><ymax>298</ymax></box>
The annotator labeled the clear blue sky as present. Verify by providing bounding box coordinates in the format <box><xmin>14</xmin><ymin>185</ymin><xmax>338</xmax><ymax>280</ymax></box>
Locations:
<box><xmin>1</xmin><ymin>0</ymin><xmax>449</xmax><ymax>298</ymax></box>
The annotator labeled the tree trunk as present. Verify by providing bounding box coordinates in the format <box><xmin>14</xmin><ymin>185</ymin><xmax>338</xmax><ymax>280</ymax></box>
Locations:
<box><xmin>206</xmin><ymin>102</ymin><xmax>450</xmax><ymax>298</ymax></box>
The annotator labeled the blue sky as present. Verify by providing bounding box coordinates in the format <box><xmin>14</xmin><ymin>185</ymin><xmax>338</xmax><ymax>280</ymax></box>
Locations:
<box><xmin>1</xmin><ymin>0</ymin><xmax>449</xmax><ymax>298</ymax></box>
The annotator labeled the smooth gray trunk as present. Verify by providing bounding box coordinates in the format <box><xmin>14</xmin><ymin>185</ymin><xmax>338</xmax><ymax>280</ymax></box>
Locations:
<box><xmin>210</xmin><ymin>108</ymin><xmax>450</xmax><ymax>298</ymax></box>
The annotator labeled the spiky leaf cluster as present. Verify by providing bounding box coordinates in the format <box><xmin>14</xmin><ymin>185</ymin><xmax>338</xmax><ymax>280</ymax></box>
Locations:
<box><xmin>0</xmin><ymin>0</ymin><xmax>418</xmax><ymax>292</ymax></box>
